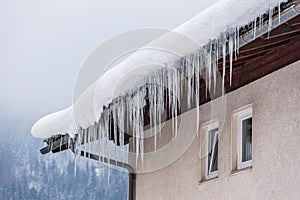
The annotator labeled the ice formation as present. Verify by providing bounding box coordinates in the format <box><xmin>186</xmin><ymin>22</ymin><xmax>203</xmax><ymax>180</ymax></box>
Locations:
<box><xmin>31</xmin><ymin>0</ymin><xmax>288</xmax><ymax>169</ymax></box>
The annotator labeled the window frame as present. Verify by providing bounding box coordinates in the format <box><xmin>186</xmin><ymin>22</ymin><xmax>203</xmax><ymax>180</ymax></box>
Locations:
<box><xmin>205</xmin><ymin>121</ymin><xmax>219</xmax><ymax>180</ymax></box>
<box><xmin>236</xmin><ymin>107</ymin><xmax>253</xmax><ymax>170</ymax></box>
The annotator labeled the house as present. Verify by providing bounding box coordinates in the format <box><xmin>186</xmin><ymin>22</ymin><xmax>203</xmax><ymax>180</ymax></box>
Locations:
<box><xmin>32</xmin><ymin>0</ymin><xmax>300</xmax><ymax>199</ymax></box>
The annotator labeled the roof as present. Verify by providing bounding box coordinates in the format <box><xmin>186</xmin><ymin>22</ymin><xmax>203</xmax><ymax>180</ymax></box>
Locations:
<box><xmin>32</xmin><ymin>0</ymin><xmax>299</xmax><ymax>144</ymax></box>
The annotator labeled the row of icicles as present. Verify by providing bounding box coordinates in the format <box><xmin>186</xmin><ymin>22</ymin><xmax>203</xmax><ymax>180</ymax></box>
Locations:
<box><xmin>72</xmin><ymin>2</ymin><xmax>282</xmax><ymax>179</ymax></box>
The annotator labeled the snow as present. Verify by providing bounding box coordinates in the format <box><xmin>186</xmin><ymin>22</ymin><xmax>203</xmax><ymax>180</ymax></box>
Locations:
<box><xmin>32</xmin><ymin>0</ymin><xmax>287</xmax><ymax>141</ymax></box>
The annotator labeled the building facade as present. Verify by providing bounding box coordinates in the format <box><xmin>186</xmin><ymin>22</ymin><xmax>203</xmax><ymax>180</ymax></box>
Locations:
<box><xmin>134</xmin><ymin>60</ymin><xmax>300</xmax><ymax>200</ymax></box>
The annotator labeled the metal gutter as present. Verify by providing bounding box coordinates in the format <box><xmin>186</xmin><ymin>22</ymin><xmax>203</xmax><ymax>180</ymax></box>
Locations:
<box><xmin>240</xmin><ymin>2</ymin><xmax>300</xmax><ymax>48</ymax></box>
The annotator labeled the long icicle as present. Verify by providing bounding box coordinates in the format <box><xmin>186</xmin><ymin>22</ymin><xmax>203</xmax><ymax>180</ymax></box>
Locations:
<box><xmin>253</xmin><ymin>17</ymin><xmax>257</xmax><ymax>40</ymax></box>
<box><xmin>214</xmin><ymin>41</ymin><xmax>218</xmax><ymax>95</ymax></box>
<box><xmin>229</xmin><ymin>32</ymin><xmax>234</xmax><ymax>86</ymax></box>
<box><xmin>140</xmin><ymin>85</ymin><xmax>145</xmax><ymax>170</ymax></box>
<box><xmin>268</xmin><ymin>5</ymin><xmax>273</xmax><ymax>39</ymax></box>
<box><xmin>236</xmin><ymin>27</ymin><xmax>240</xmax><ymax>56</ymax></box>
<box><xmin>112</xmin><ymin>103</ymin><xmax>118</xmax><ymax>165</ymax></box>
<box><xmin>222</xmin><ymin>33</ymin><xmax>226</xmax><ymax>100</ymax></box>
<box><xmin>195</xmin><ymin>52</ymin><xmax>200</xmax><ymax>136</ymax></box>
<box><xmin>208</xmin><ymin>41</ymin><xmax>212</xmax><ymax>94</ymax></box>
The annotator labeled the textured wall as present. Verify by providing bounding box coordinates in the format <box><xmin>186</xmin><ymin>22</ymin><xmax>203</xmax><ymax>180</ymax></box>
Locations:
<box><xmin>134</xmin><ymin>60</ymin><xmax>300</xmax><ymax>200</ymax></box>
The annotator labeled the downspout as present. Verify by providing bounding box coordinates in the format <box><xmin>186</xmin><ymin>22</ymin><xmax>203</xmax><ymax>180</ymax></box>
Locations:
<box><xmin>40</xmin><ymin>135</ymin><xmax>136</xmax><ymax>200</ymax></box>
<box><xmin>79</xmin><ymin>151</ymin><xmax>136</xmax><ymax>200</ymax></box>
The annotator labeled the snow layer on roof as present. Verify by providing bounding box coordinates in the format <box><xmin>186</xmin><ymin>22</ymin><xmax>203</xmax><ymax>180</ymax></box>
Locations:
<box><xmin>32</xmin><ymin>0</ymin><xmax>287</xmax><ymax>139</ymax></box>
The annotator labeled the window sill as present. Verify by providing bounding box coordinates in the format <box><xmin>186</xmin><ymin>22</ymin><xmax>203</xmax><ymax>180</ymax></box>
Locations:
<box><xmin>199</xmin><ymin>176</ymin><xmax>218</xmax><ymax>185</ymax></box>
<box><xmin>230</xmin><ymin>166</ymin><xmax>252</xmax><ymax>176</ymax></box>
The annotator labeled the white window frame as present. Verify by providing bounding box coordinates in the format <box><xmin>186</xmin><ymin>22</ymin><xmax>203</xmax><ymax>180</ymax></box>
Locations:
<box><xmin>205</xmin><ymin>121</ymin><xmax>219</xmax><ymax>180</ymax></box>
<box><xmin>236</xmin><ymin>107</ymin><xmax>253</xmax><ymax>170</ymax></box>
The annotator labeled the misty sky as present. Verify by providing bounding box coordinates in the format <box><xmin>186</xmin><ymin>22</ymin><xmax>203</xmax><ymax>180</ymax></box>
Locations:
<box><xmin>0</xmin><ymin>0</ymin><xmax>219</xmax><ymax>123</ymax></box>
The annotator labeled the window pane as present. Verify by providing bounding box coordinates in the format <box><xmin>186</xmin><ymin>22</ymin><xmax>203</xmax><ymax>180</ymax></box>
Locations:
<box><xmin>242</xmin><ymin>117</ymin><xmax>252</xmax><ymax>162</ymax></box>
<box><xmin>211</xmin><ymin>140</ymin><xmax>218</xmax><ymax>172</ymax></box>
<box><xmin>208</xmin><ymin>128</ymin><xmax>218</xmax><ymax>174</ymax></box>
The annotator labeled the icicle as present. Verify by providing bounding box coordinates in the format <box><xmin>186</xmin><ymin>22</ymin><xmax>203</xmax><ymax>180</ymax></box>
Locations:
<box><xmin>208</xmin><ymin>41</ymin><xmax>212</xmax><ymax>94</ymax></box>
<box><xmin>169</xmin><ymin>68</ymin><xmax>175</xmax><ymax>139</ymax></box>
<box><xmin>278</xmin><ymin>2</ymin><xmax>281</xmax><ymax>24</ymax></box>
<box><xmin>222</xmin><ymin>33</ymin><xmax>226</xmax><ymax>100</ymax></box>
<box><xmin>97</xmin><ymin>123</ymin><xmax>100</xmax><ymax>160</ymax></box>
<box><xmin>175</xmin><ymin>69</ymin><xmax>179</xmax><ymax>138</ymax></box>
<box><xmin>127</xmin><ymin>94</ymin><xmax>135</xmax><ymax>158</ymax></box>
<box><xmin>253</xmin><ymin>17</ymin><xmax>257</xmax><ymax>40</ymax></box>
<box><xmin>92</xmin><ymin>124</ymin><xmax>96</xmax><ymax>154</ymax></box>
<box><xmin>214</xmin><ymin>41</ymin><xmax>218</xmax><ymax>95</ymax></box>
<box><xmin>75</xmin><ymin>127</ymin><xmax>83</xmax><ymax>177</ymax></box>
<box><xmin>74</xmin><ymin>154</ymin><xmax>77</xmax><ymax>177</ymax></box>
<box><xmin>176</xmin><ymin>68</ymin><xmax>181</xmax><ymax>111</ymax></box>
<box><xmin>83</xmin><ymin>128</ymin><xmax>87</xmax><ymax>172</ymax></box>
<box><xmin>171</xmin><ymin>70</ymin><xmax>175</xmax><ymax>139</ymax></box>
<box><xmin>99</xmin><ymin>116</ymin><xmax>102</xmax><ymax>163</ymax></box>
<box><xmin>149</xmin><ymin>75</ymin><xmax>157</xmax><ymax>151</ymax></box>
<box><xmin>268</xmin><ymin>5</ymin><xmax>273</xmax><ymax>39</ymax></box>
<box><xmin>91</xmin><ymin>124</ymin><xmax>94</xmax><ymax>153</ymax></box>
<box><xmin>234</xmin><ymin>30</ymin><xmax>237</xmax><ymax>62</ymax></box>
<box><xmin>140</xmin><ymin>83</ymin><xmax>146</xmax><ymax>169</ymax></box>
<box><xmin>191</xmin><ymin>54</ymin><xmax>195</xmax><ymax>103</ymax></box>
<box><xmin>236</xmin><ymin>27</ymin><xmax>240</xmax><ymax>56</ymax></box>
<box><xmin>103</xmin><ymin>109</ymin><xmax>110</xmax><ymax>184</ymax></box>
<box><xmin>186</xmin><ymin>57</ymin><xmax>192</xmax><ymax>109</ymax></box>
<box><xmin>120</xmin><ymin>97</ymin><xmax>125</xmax><ymax>163</ymax></box>
<box><xmin>59</xmin><ymin>134</ymin><xmax>63</xmax><ymax>152</ymax></box>
<box><xmin>131</xmin><ymin>85</ymin><xmax>146</xmax><ymax>170</ymax></box>
<box><xmin>107</xmin><ymin>163</ymin><xmax>111</xmax><ymax>184</ymax></box>
<box><xmin>153</xmin><ymin>76</ymin><xmax>157</xmax><ymax>146</ymax></box>
<box><xmin>205</xmin><ymin>50</ymin><xmax>208</xmax><ymax>98</ymax></box>
<box><xmin>180</xmin><ymin>59</ymin><xmax>185</xmax><ymax>101</ymax></box>
<box><xmin>194</xmin><ymin>52</ymin><xmax>200</xmax><ymax>136</ymax></box>
<box><xmin>155</xmin><ymin>74</ymin><xmax>160</xmax><ymax>143</ymax></box>
<box><xmin>98</xmin><ymin>118</ymin><xmax>101</xmax><ymax>163</ymax></box>
<box><xmin>125</xmin><ymin>95</ymin><xmax>129</xmax><ymax>140</ymax></box>
<box><xmin>172</xmin><ymin>68</ymin><xmax>179</xmax><ymax>139</ymax></box>
<box><xmin>116</xmin><ymin>98</ymin><xmax>124</xmax><ymax>163</ymax></box>
<box><xmin>91</xmin><ymin>124</ymin><xmax>96</xmax><ymax>154</ymax></box>
<box><xmin>229</xmin><ymin>32</ymin><xmax>234</xmax><ymax>86</ymax></box>
<box><xmin>259</xmin><ymin>14</ymin><xmax>263</xmax><ymax>31</ymax></box>
<box><xmin>112</xmin><ymin>102</ymin><xmax>118</xmax><ymax>165</ymax></box>
<box><xmin>101</xmin><ymin>114</ymin><xmax>105</xmax><ymax>163</ymax></box>
<box><xmin>158</xmin><ymin>69</ymin><xmax>164</xmax><ymax>139</ymax></box>
<box><xmin>134</xmin><ymin>93</ymin><xmax>139</xmax><ymax>170</ymax></box>
<box><xmin>87</xmin><ymin>126</ymin><xmax>91</xmax><ymax>159</ymax></box>
<box><xmin>148</xmin><ymin>77</ymin><xmax>153</xmax><ymax>149</ymax></box>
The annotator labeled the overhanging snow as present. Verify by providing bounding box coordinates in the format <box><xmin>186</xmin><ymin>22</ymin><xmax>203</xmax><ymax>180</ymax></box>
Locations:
<box><xmin>32</xmin><ymin>0</ymin><xmax>291</xmax><ymax>140</ymax></box>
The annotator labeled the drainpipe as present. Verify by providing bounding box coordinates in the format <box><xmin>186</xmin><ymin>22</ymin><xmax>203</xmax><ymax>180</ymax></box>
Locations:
<box><xmin>40</xmin><ymin>135</ymin><xmax>136</xmax><ymax>200</ymax></box>
<box><xmin>79</xmin><ymin>151</ymin><xmax>136</xmax><ymax>200</ymax></box>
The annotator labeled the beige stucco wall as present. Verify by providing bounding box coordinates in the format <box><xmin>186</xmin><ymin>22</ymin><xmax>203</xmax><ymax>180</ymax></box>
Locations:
<box><xmin>134</xmin><ymin>60</ymin><xmax>300</xmax><ymax>200</ymax></box>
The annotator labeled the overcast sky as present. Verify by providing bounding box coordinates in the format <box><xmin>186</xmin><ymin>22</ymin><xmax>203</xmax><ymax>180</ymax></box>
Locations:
<box><xmin>0</xmin><ymin>0</ymin><xmax>219</xmax><ymax>123</ymax></box>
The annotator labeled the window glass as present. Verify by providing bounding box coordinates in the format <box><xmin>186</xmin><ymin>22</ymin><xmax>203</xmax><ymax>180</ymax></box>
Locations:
<box><xmin>242</xmin><ymin>117</ymin><xmax>252</xmax><ymax>162</ymax></box>
<box><xmin>208</xmin><ymin>128</ymin><xmax>218</xmax><ymax>175</ymax></box>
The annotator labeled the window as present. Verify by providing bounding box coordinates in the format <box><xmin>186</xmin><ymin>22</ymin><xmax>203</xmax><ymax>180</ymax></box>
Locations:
<box><xmin>206</xmin><ymin>123</ymin><xmax>219</xmax><ymax>179</ymax></box>
<box><xmin>237</xmin><ymin>107</ymin><xmax>252</xmax><ymax>170</ymax></box>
